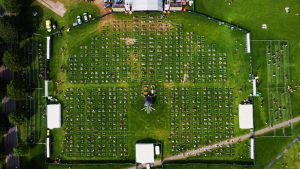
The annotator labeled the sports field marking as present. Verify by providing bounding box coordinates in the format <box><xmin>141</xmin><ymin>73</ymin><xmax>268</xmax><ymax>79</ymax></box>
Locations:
<box><xmin>252</xmin><ymin>40</ymin><xmax>292</xmax><ymax>137</ymax></box>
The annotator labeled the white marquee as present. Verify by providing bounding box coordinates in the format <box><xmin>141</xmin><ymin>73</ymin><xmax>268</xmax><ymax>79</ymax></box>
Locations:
<box><xmin>47</xmin><ymin>104</ymin><xmax>61</xmax><ymax>129</ymax></box>
<box><xmin>135</xmin><ymin>143</ymin><xmax>155</xmax><ymax>164</ymax></box>
<box><xmin>239</xmin><ymin>104</ymin><xmax>254</xmax><ymax>129</ymax></box>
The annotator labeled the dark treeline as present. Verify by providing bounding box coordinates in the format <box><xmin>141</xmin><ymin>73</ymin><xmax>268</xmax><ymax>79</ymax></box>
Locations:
<box><xmin>0</xmin><ymin>0</ymin><xmax>40</xmax><ymax>167</ymax></box>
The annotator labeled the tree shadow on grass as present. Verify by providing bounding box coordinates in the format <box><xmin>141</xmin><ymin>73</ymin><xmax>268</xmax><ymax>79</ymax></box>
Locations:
<box><xmin>17</xmin><ymin>1</ymin><xmax>44</xmax><ymax>38</ymax></box>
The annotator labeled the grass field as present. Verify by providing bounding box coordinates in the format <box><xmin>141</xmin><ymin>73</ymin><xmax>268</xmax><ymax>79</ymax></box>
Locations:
<box><xmin>271</xmin><ymin>137</ymin><xmax>300</xmax><ymax>169</ymax></box>
<box><xmin>17</xmin><ymin>0</ymin><xmax>300</xmax><ymax>168</ymax></box>
<box><xmin>195</xmin><ymin>0</ymin><xmax>300</xmax><ymax>117</ymax></box>
<box><xmin>20</xmin><ymin>37</ymin><xmax>47</xmax><ymax>144</ymax></box>
<box><xmin>252</xmin><ymin>40</ymin><xmax>292</xmax><ymax>136</ymax></box>
<box><xmin>45</xmin><ymin>13</ymin><xmax>253</xmax><ymax>163</ymax></box>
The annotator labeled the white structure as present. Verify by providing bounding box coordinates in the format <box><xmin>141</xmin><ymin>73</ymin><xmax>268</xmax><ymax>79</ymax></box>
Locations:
<box><xmin>252</xmin><ymin>79</ymin><xmax>257</xmax><ymax>96</ymax></box>
<box><xmin>164</xmin><ymin>4</ymin><xmax>170</xmax><ymax>11</ymax></box>
<box><xmin>45</xmin><ymin>80</ymin><xmax>49</xmax><ymax>97</ymax></box>
<box><xmin>131</xmin><ymin>0</ymin><xmax>163</xmax><ymax>11</ymax></box>
<box><xmin>46</xmin><ymin>137</ymin><xmax>50</xmax><ymax>158</ymax></box>
<box><xmin>239</xmin><ymin>104</ymin><xmax>254</xmax><ymax>129</ymax></box>
<box><xmin>250</xmin><ymin>138</ymin><xmax>255</xmax><ymax>159</ymax></box>
<box><xmin>125</xmin><ymin>4</ymin><xmax>130</xmax><ymax>11</ymax></box>
<box><xmin>46</xmin><ymin>36</ymin><xmax>51</xmax><ymax>59</ymax></box>
<box><xmin>285</xmin><ymin>6</ymin><xmax>290</xmax><ymax>13</ymax></box>
<box><xmin>135</xmin><ymin>143</ymin><xmax>155</xmax><ymax>164</ymax></box>
<box><xmin>155</xmin><ymin>145</ymin><xmax>160</xmax><ymax>155</ymax></box>
<box><xmin>47</xmin><ymin>104</ymin><xmax>61</xmax><ymax>129</ymax></box>
<box><xmin>262</xmin><ymin>24</ymin><xmax>267</xmax><ymax>30</ymax></box>
<box><xmin>246</xmin><ymin>33</ymin><xmax>251</xmax><ymax>53</ymax></box>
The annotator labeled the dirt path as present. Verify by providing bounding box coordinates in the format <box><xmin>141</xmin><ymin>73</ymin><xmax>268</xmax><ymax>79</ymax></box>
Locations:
<box><xmin>126</xmin><ymin>115</ymin><xmax>300</xmax><ymax>169</ymax></box>
<box><xmin>94</xmin><ymin>0</ymin><xmax>115</xmax><ymax>30</ymax></box>
<box><xmin>94</xmin><ymin>0</ymin><xmax>106</xmax><ymax>15</ymax></box>
<box><xmin>37</xmin><ymin>0</ymin><xmax>66</xmax><ymax>17</ymax></box>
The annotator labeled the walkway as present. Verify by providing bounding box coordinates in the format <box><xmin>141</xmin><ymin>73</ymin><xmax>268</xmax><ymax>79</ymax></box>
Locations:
<box><xmin>37</xmin><ymin>0</ymin><xmax>66</xmax><ymax>17</ymax></box>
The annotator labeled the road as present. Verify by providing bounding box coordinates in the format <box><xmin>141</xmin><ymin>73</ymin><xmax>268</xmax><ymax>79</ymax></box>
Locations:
<box><xmin>127</xmin><ymin>115</ymin><xmax>300</xmax><ymax>169</ymax></box>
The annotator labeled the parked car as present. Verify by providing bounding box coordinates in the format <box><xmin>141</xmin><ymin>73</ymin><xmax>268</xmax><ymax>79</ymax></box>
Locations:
<box><xmin>104</xmin><ymin>3</ymin><xmax>111</xmax><ymax>8</ymax></box>
<box><xmin>116</xmin><ymin>0</ymin><xmax>123</xmax><ymax>4</ymax></box>
<box><xmin>77</xmin><ymin>16</ymin><xmax>82</xmax><ymax>25</ymax></box>
<box><xmin>83</xmin><ymin>13</ymin><xmax>88</xmax><ymax>22</ymax></box>
<box><xmin>45</xmin><ymin>20</ymin><xmax>52</xmax><ymax>32</ymax></box>
<box><xmin>72</xmin><ymin>22</ymin><xmax>78</xmax><ymax>27</ymax></box>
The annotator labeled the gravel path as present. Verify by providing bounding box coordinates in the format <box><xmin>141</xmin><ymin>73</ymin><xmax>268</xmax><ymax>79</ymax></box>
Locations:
<box><xmin>37</xmin><ymin>0</ymin><xmax>66</xmax><ymax>17</ymax></box>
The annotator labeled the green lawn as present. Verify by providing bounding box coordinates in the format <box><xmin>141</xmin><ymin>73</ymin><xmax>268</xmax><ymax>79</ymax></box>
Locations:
<box><xmin>18</xmin><ymin>0</ymin><xmax>300</xmax><ymax>168</ymax></box>
<box><xmin>251</xmin><ymin>40</ymin><xmax>292</xmax><ymax>136</ymax></box>
<box><xmin>271</xmin><ymin>138</ymin><xmax>300</xmax><ymax>169</ymax></box>
<box><xmin>195</xmin><ymin>0</ymin><xmax>300</xmax><ymax>116</ymax></box>
<box><xmin>48</xmin><ymin>12</ymin><xmax>252</xmax><ymax>162</ymax></box>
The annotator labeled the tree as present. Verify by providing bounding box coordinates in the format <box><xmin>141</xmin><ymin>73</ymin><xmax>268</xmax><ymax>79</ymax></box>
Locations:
<box><xmin>0</xmin><ymin>18</ymin><xmax>18</xmax><ymax>43</ymax></box>
<box><xmin>0</xmin><ymin>105</ymin><xmax>10</xmax><ymax>137</ymax></box>
<box><xmin>6</xmin><ymin>79</ymin><xmax>27</xmax><ymax>100</ymax></box>
<box><xmin>13</xmin><ymin>143</ymin><xmax>28</xmax><ymax>157</ymax></box>
<box><xmin>0</xmin><ymin>151</ymin><xmax>5</xmax><ymax>169</ymax></box>
<box><xmin>8</xmin><ymin>112</ymin><xmax>25</xmax><ymax>126</ymax></box>
<box><xmin>2</xmin><ymin>50</ymin><xmax>25</xmax><ymax>72</ymax></box>
<box><xmin>0</xmin><ymin>77</ymin><xmax>7</xmax><ymax>99</ymax></box>
<box><xmin>0</xmin><ymin>0</ymin><xmax>23</xmax><ymax>14</ymax></box>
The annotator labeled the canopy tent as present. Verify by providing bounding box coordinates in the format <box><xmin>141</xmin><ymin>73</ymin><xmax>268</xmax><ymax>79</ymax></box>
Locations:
<box><xmin>253</xmin><ymin>79</ymin><xmax>257</xmax><ymax>96</ymax></box>
<box><xmin>47</xmin><ymin>104</ymin><xmax>61</xmax><ymax>129</ymax></box>
<box><xmin>246</xmin><ymin>33</ymin><xmax>251</xmax><ymax>53</ymax></box>
<box><xmin>46</xmin><ymin>36</ymin><xmax>51</xmax><ymax>59</ymax></box>
<box><xmin>45</xmin><ymin>80</ymin><xmax>49</xmax><ymax>97</ymax></box>
<box><xmin>250</xmin><ymin>138</ymin><xmax>255</xmax><ymax>159</ymax></box>
<box><xmin>46</xmin><ymin>137</ymin><xmax>50</xmax><ymax>158</ymax></box>
<box><xmin>135</xmin><ymin>143</ymin><xmax>155</xmax><ymax>164</ymax></box>
<box><xmin>131</xmin><ymin>0</ymin><xmax>163</xmax><ymax>11</ymax></box>
<box><xmin>239</xmin><ymin>104</ymin><xmax>253</xmax><ymax>129</ymax></box>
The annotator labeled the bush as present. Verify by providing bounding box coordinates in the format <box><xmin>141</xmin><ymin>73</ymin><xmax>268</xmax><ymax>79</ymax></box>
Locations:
<box><xmin>2</xmin><ymin>50</ymin><xmax>25</xmax><ymax>72</ymax></box>
<box><xmin>6</xmin><ymin>79</ymin><xmax>28</xmax><ymax>100</ymax></box>
<box><xmin>8</xmin><ymin>112</ymin><xmax>26</xmax><ymax>126</ymax></box>
<box><xmin>0</xmin><ymin>18</ymin><xmax>18</xmax><ymax>43</ymax></box>
<box><xmin>0</xmin><ymin>77</ymin><xmax>7</xmax><ymax>99</ymax></box>
<box><xmin>13</xmin><ymin>143</ymin><xmax>28</xmax><ymax>157</ymax></box>
<box><xmin>0</xmin><ymin>0</ymin><xmax>23</xmax><ymax>14</ymax></box>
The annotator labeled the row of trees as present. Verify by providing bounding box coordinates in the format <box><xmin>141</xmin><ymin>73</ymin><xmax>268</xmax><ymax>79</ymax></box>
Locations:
<box><xmin>0</xmin><ymin>0</ymin><xmax>31</xmax><ymax>166</ymax></box>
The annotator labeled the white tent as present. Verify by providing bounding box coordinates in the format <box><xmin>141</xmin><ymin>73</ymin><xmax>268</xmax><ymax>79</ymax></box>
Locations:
<box><xmin>253</xmin><ymin>79</ymin><xmax>257</xmax><ymax>96</ymax></box>
<box><xmin>45</xmin><ymin>80</ymin><xmax>49</xmax><ymax>97</ymax></box>
<box><xmin>135</xmin><ymin>143</ymin><xmax>155</xmax><ymax>164</ymax></box>
<box><xmin>46</xmin><ymin>36</ymin><xmax>51</xmax><ymax>59</ymax></box>
<box><xmin>47</xmin><ymin>104</ymin><xmax>61</xmax><ymax>129</ymax></box>
<box><xmin>246</xmin><ymin>33</ymin><xmax>251</xmax><ymax>53</ymax></box>
<box><xmin>250</xmin><ymin>138</ymin><xmax>255</xmax><ymax>159</ymax></box>
<box><xmin>132</xmin><ymin>0</ymin><xmax>163</xmax><ymax>11</ymax></box>
<box><xmin>46</xmin><ymin>137</ymin><xmax>50</xmax><ymax>158</ymax></box>
<box><xmin>239</xmin><ymin>104</ymin><xmax>253</xmax><ymax>129</ymax></box>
